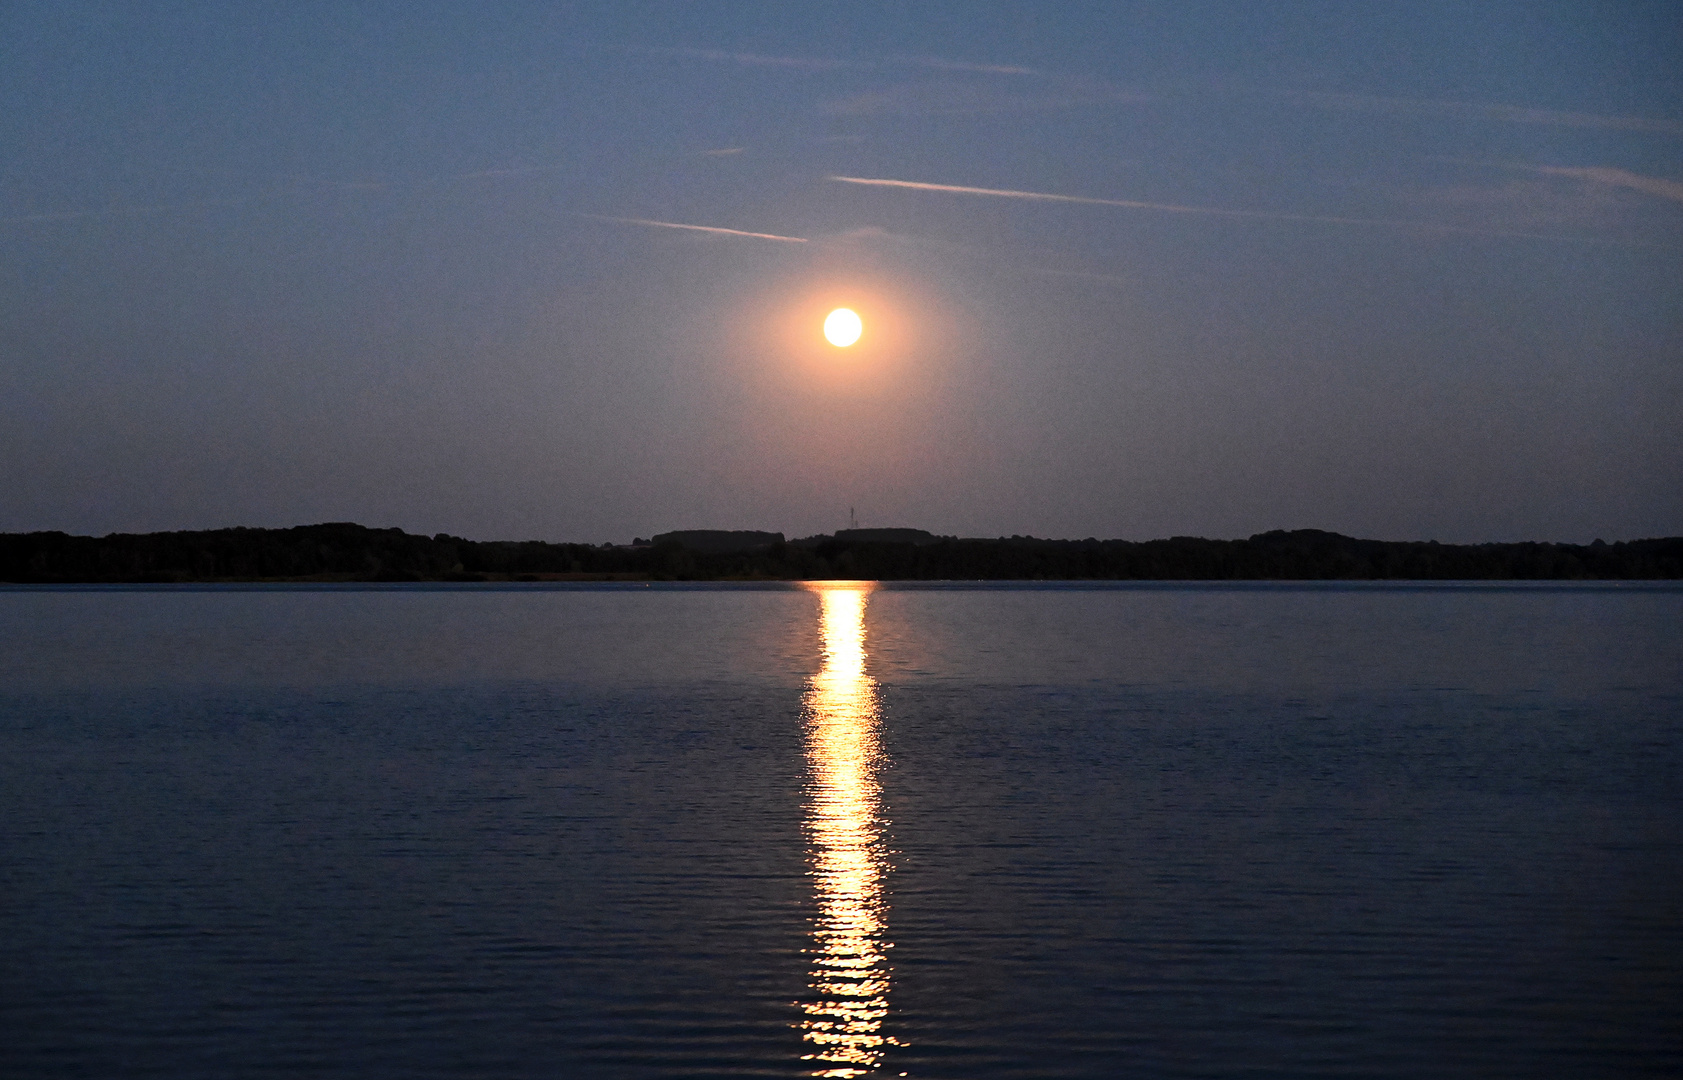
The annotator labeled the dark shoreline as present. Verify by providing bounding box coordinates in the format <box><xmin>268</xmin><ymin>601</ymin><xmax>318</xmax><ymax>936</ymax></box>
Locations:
<box><xmin>3</xmin><ymin>523</ymin><xmax>1679</xmax><ymax>583</ymax></box>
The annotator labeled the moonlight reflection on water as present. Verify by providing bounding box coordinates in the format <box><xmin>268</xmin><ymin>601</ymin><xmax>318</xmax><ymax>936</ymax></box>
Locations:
<box><xmin>797</xmin><ymin>582</ymin><xmax>898</xmax><ymax>1077</ymax></box>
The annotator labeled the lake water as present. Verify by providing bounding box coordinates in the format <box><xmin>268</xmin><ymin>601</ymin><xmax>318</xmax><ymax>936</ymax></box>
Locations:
<box><xmin>2</xmin><ymin>582</ymin><xmax>1679</xmax><ymax>1078</ymax></box>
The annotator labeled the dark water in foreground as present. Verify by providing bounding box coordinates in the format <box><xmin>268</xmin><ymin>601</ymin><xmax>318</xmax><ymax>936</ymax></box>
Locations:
<box><xmin>2</xmin><ymin>582</ymin><xmax>1679</xmax><ymax>1079</ymax></box>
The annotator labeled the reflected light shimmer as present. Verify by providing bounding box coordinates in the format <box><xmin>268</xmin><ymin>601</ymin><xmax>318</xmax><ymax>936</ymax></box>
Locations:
<box><xmin>797</xmin><ymin>582</ymin><xmax>898</xmax><ymax>1077</ymax></box>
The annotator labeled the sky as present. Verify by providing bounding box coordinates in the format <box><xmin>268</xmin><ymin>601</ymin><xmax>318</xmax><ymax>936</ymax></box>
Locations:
<box><xmin>2</xmin><ymin>1</ymin><xmax>1680</xmax><ymax>544</ymax></box>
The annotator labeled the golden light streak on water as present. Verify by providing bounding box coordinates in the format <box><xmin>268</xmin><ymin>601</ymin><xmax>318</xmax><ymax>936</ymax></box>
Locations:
<box><xmin>797</xmin><ymin>581</ymin><xmax>899</xmax><ymax>1077</ymax></box>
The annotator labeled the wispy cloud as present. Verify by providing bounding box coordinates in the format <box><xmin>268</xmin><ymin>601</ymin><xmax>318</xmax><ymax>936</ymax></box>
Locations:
<box><xmin>1026</xmin><ymin>266</ymin><xmax>1132</xmax><ymax>287</ymax></box>
<box><xmin>827</xmin><ymin>175</ymin><xmax>1659</xmax><ymax>243</ymax></box>
<box><xmin>825</xmin><ymin>78</ymin><xmax>1143</xmax><ymax>116</ymax></box>
<box><xmin>1290</xmin><ymin>90</ymin><xmax>1683</xmax><ymax>136</ymax></box>
<box><xmin>1525</xmin><ymin>165</ymin><xmax>1683</xmax><ymax>205</ymax></box>
<box><xmin>0</xmin><ymin>193</ymin><xmax>262</xmax><ymax>227</ymax></box>
<box><xmin>646</xmin><ymin>46</ymin><xmax>849</xmax><ymax>71</ymax></box>
<box><xmin>645</xmin><ymin>46</ymin><xmax>1035</xmax><ymax>78</ymax></box>
<box><xmin>1422</xmin><ymin>159</ymin><xmax>1683</xmax><ymax>234</ymax></box>
<box><xmin>2</xmin><ymin>204</ymin><xmax>170</xmax><ymax>225</ymax></box>
<box><xmin>896</xmin><ymin>56</ymin><xmax>1036</xmax><ymax>76</ymax></box>
<box><xmin>452</xmin><ymin>165</ymin><xmax>569</xmax><ymax>180</ymax></box>
<box><xmin>583</xmin><ymin>214</ymin><xmax>807</xmax><ymax>243</ymax></box>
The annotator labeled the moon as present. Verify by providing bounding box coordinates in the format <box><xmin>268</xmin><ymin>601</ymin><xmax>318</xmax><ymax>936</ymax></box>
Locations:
<box><xmin>824</xmin><ymin>307</ymin><xmax>863</xmax><ymax>347</ymax></box>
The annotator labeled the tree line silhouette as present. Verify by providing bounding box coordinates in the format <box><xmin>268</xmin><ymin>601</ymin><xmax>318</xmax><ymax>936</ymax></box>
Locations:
<box><xmin>2</xmin><ymin>523</ymin><xmax>1679</xmax><ymax>582</ymax></box>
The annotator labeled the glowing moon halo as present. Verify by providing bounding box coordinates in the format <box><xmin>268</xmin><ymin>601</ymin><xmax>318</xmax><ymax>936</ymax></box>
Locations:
<box><xmin>824</xmin><ymin>308</ymin><xmax>863</xmax><ymax>347</ymax></box>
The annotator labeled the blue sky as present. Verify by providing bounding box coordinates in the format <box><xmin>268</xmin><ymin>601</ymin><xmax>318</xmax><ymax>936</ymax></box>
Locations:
<box><xmin>2</xmin><ymin>1</ymin><xmax>1679</xmax><ymax>542</ymax></box>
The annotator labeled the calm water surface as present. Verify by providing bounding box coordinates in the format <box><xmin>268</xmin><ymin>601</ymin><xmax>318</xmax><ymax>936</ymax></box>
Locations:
<box><xmin>2</xmin><ymin>582</ymin><xmax>1679</xmax><ymax>1078</ymax></box>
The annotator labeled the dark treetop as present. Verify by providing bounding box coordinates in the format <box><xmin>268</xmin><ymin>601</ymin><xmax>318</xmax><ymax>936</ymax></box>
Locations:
<box><xmin>2</xmin><ymin>524</ymin><xmax>1679</xmax><ymax>583</ymax></box>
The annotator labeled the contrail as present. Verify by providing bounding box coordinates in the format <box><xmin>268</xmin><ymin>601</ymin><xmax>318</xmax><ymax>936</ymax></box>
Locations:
<box><xmin>583</xmin><ymin>214</ymin><xmax>808</xmax><ymax>243</ymax></box>
<box><xmin>830</xmin><ymin>174</ymin><xmax>1371</xmax><ymax>219</ymax></box>
<box><xmin>826</xmin><ymin>175</ymin><xmax>1643</xmax><ymax>243</ymax></box>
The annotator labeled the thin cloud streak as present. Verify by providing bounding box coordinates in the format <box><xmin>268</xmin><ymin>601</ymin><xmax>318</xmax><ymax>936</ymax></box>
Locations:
<box><xmin>825</xmin><ymin>78</ymin><xmax>1144</xmax><ymax>116</ymax></box>
<box><xmin>1291</xmin><ymin>90</ymin><xmax>1683</xmax><ymax>136</ymax></box>
<box><xmin>827</xmin><ymin>175</ymin><xmax>1663</xmax><ymax>244</ymax></box>
<box><xmin>1027</xmin><ymin>266</ymin><xmax>1132</xmax><ymax>287</ymax></box>
<box><xmin>646</xmin><ymin>45</ymin><xmax>1034</xmax><ymax>76</ymax></box>
<box><xmin>1530</xmin><ymin>165</ymin><xmax>1683</xmax><ymax>204</ymax></box>
<box><xmin>583</xmin><ymin>214</ymin><xmax>808</xmax><ymax>243</ymax></box>
<box><xmin>2</xmin><ymin>204</ymin><xmax>170</xmax><ymax>225</ymax></box>
<box><xmin>647</xmin><ymin>46</ymin><xmax>849</xmax><ymax>71</ymax></box>
<box><xmin>897</xmin><ymin>56</ymin><xmax>1036</xmax><ymax>76</ymax></box>
<box><xmin>0</xmin><ymin>194</ymin><xmax>262</xmax><ymax>227</ymax></box>
<box><xmin>0</xmin><ymin>164</ymin><xmax>569</xmax><ymax>228</ymax></box>
<box><xmin>452</xmin><ymin>165</ymin><xmax>569</xmax><ymax>180</ymax></box>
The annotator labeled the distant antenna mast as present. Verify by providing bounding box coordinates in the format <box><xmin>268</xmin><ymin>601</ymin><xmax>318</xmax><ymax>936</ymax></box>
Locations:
<box><xmin>850</xmin><ymin>506</ymin><xmax>857</xmax><ymax>530</ymax></box>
